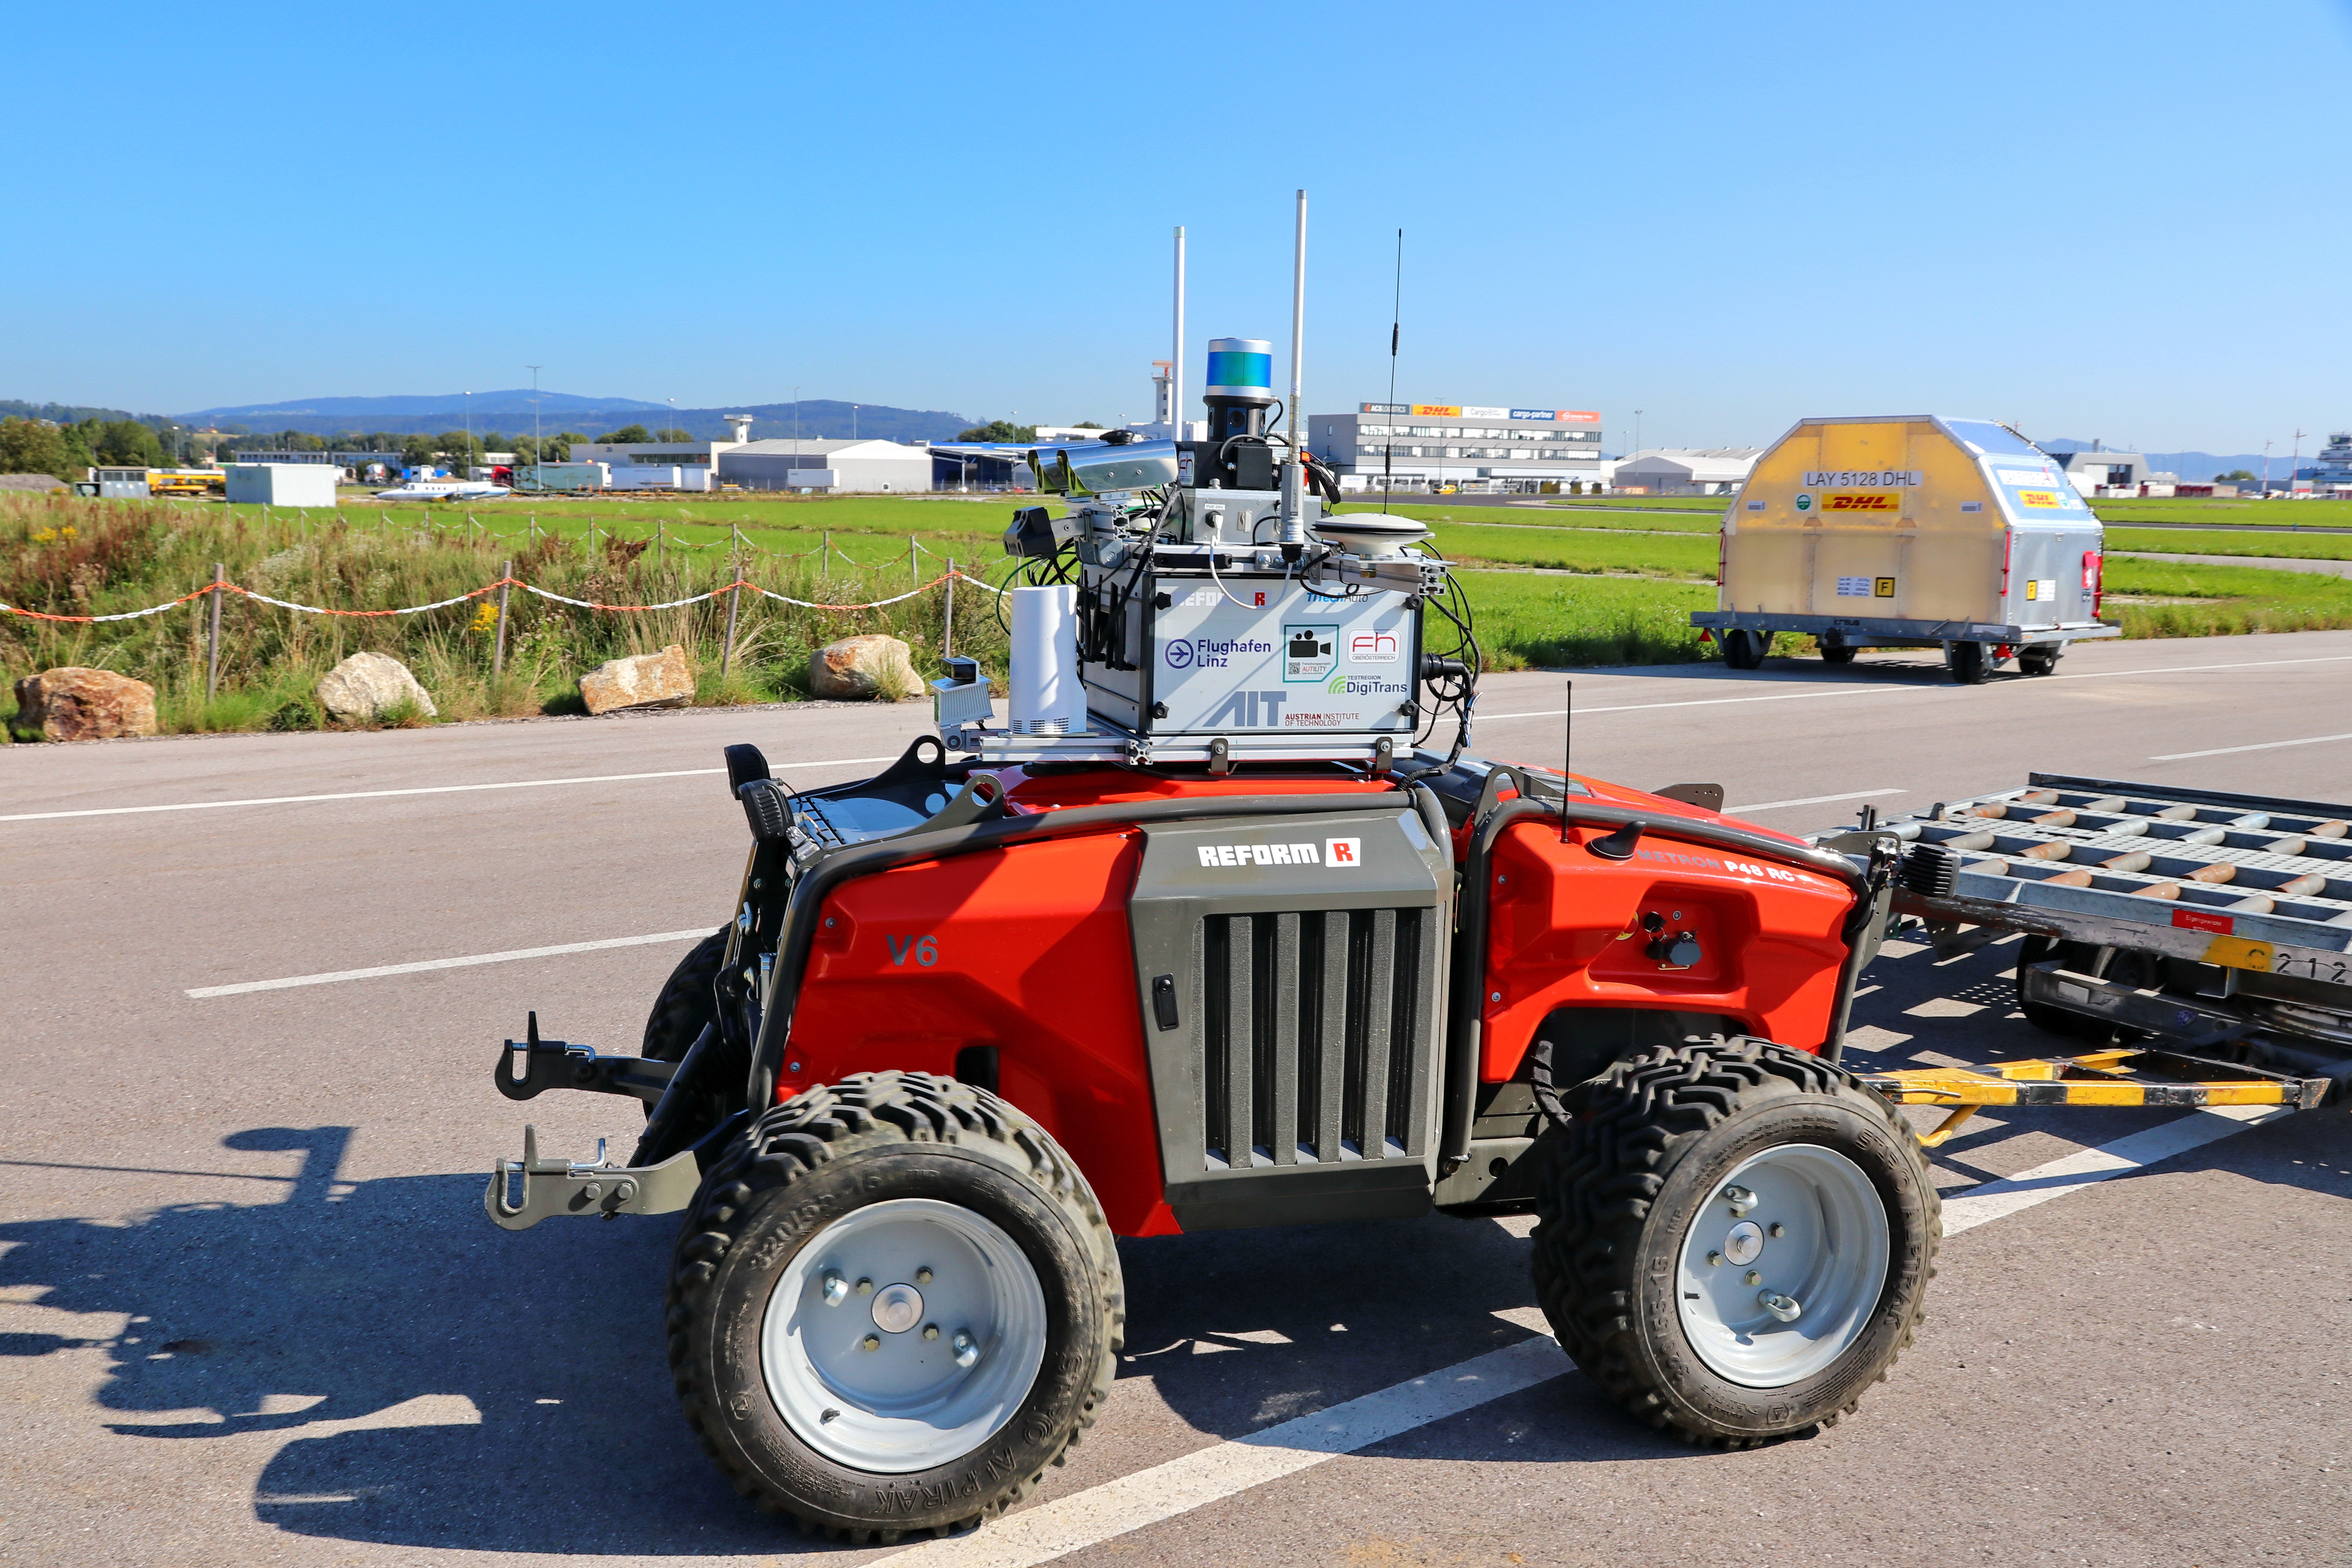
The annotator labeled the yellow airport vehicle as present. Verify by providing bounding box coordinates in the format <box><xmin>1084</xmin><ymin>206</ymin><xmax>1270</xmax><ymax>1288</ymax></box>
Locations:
<box><xmin>148</xmin><ymin>468</ymin><xmax>224</xmax><ymax>496</ymax></box>
<box><xmin>1695</xmin><ymin>415</ymin><xmax>2121</xmax><ymax>682</ymax></box>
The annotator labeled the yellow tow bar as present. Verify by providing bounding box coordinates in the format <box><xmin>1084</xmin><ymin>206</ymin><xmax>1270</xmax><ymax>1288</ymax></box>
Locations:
<box><xmin>1855</xmin><ymin>1047</ymin><xmax>2332</xmax><ymax>1149</ymax></box>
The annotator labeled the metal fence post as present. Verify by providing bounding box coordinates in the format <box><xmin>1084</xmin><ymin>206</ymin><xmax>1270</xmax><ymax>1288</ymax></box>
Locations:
<box><xmin>205</xmin><ymin>561</ymin><xmax>225</xmax><ymax>702</ymax></box>
<box><xmin>656</xmin><ymin>522</ymin><xmax>664</xmax><ymax>572</ymax></box>
<box><xmin>910</xmin><ymin>533</ymin><xmax>918</xmax><ymax>590</ymax></box>
<box><xmin>942</xmin><ymin>556</ymin><xmax>955</xmax><ymax>659</ymax></box>
<box><xmin>720</xmin><ymin>544</ymin><xmax>742</xmax><ymax>681</ymax></box>
<box><xmin>493</xmin><ymin>558</ymin><xmax>512</xmax><ymax>679</ymax></box>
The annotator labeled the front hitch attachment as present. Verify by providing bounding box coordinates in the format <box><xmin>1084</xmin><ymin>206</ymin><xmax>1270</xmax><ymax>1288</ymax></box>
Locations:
<box><xmin>494</xmin><ymin>1011</ymin><xmax>678</xmax><ymax>1106</ymax></box>
<box><xmin>483</xmin><ymin>1125</ymin><xmax>703</xmax><ymax>1231</ymax></box>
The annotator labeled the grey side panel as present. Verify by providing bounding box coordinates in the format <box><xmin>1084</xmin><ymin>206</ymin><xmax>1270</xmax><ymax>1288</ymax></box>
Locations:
<box><xmin>1130</xmin><ymin>807</ymin><xmax>1448</xmax><ymax>1230</ymax></box>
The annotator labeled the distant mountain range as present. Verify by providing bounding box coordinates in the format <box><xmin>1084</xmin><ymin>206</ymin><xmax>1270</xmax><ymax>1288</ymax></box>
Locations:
<box><xmin>2040</xmin><ymin>438</ymin><xmax>2327</xmax><ymax>481</ymax></box>
<box><xmin>171</xmin><ymin>392</ymin><xmax>977</xmax><ymax>443</ymax></box>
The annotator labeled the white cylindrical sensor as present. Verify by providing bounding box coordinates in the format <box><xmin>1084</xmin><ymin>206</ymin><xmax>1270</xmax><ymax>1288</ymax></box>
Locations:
<box><xmin>1009</xmin><ymin>584</ymin><xmax>1076</xmax><ymax>734</ymax></box>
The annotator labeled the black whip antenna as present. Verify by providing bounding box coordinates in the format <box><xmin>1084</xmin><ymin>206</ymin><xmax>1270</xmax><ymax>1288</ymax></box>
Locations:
<box><xmin>1383</xmin><ymin>228</ymin><xmax>1401</xmax><ymax>514</ymax></box>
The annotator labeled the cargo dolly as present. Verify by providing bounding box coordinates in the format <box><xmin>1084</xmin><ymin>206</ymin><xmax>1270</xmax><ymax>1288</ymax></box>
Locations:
<box><xmin>1820</xmin><ymin>774</ymin><xmax>2352</xmax><ymax>1134</ymax></box>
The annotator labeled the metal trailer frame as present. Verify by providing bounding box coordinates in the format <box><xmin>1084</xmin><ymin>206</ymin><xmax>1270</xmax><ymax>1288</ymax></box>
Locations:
<box><xmin>1817</xmin><ymin>773</ymin><xmax>2352</xmax><ymax>1129</ymax></box>
<box><xmin>1690</xmin><ymin>607</ymin><xmax>2119</xmax><ymax>653</ymax></box>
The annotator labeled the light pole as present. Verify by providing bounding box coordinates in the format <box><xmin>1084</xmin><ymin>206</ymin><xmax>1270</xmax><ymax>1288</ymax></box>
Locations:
<box><xmin>464</xmin><ymin>390</ymin><xmax>472</xmax><ymax>478</ymax></box>
<box><xmin>527</xmin><ymin>365</ymin><xmax>542</xmax><ymax>474</ymax></box>
<box><xmin>852</xmin><ymin>404</ymin><xmax>859</xmax><ymax>441</ymax></box>
<box><xmin>793</xmin><ymin>386</ymin><xmax>801</xmax><ymax>453</ymax></box>
<box><xmin>1633</xmin><ymin>410</ymin><xmax>1643</xmax><ymax>455</ymax></box>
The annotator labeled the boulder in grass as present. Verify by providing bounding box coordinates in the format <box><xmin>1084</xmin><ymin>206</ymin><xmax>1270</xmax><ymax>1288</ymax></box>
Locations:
<box><xmin>811</xmin><ymin>634</ymin><xmax>921</xmax><ymax>701</ymax></box>
<box><xmin>12</xmin><ymin>667</ymin><xmax>158</xmax><ymax>741</ymax></box>
<box><xmin>316</xmin><ymin>652</ymin><xmax>437</xmax><ymax>722</ymax></box>
<box><xmin>580</xmin><ymin>644</ymin><xmax>695</xmax><ymax>715</ymax></box>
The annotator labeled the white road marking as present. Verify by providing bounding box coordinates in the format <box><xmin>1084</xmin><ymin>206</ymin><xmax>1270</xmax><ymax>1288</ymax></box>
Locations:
<box><xmin>1726</xmin><ymin>788</ymin><xmax>1905</xmax><ymax>813</ymax></box>
<box><xmin>884</xmin><ymin>1325</ymin><xmax>1567</xmax><ymax>1568</ymax></box>
<box><xmin>1483</xmin><ymin>687</ymin><xmax>1900</xmax><ymax>721</ymax></box>
<box><xmin>1939</xmin><ymin>1103</ymin><xmax>2296</xmax><ymax>1234</ymax></box>
<box><xmin>186</xmin><ymin>928</ymin><xmax>710</xmax><ymax>998</ymax></box>
<box><xmin>0</xmin><ymin>756</ymin><xmax>901</xmax><ymax>824</ymax></box>
<box><xmin>1479</xmin><ymin>652</ymin><xmax>2352</xmax><ymax>723</ymax></box>
<box><xmin>877</xmin><ymin>1107</ymin><xmax>2297</xmax><ymax>1568</ymax></box>
<box><xmin>2148</xmin><ymin>731</ymin><xmax>2352</xmax><ymax>761</ymax></box>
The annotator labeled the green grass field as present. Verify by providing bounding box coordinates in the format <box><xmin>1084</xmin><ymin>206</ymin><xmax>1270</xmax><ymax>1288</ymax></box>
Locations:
<box><xmin>2098</xmin><ymin>556</ymin><xmax>2352</xmax><ymax>637</ymax></box>
<box><xmin>2091</xmin><ymin>496</ymin><xmax>2352</xmax><ymax>529</ymax></box>
<box><xmin>2104</xmin><ymin>528</ymin><xmax>2352</xmax><ymax>560</ymax></box>
<box><xmin>7</xmin><ymin>490</ymin><xmax>2349</xmax><ymax>738</ymax></box>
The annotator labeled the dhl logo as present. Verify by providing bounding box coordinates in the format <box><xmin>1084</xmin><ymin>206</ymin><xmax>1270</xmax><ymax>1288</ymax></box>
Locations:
<box><xmin>1823</xmin><ymin>492</ymin><xmax>1902</xmax><ymax>512</ymax></box>
<box><xmin>2015</xmin><ymin>490</ymin><xmax>2062</xmax><ymax>508</ymax></box>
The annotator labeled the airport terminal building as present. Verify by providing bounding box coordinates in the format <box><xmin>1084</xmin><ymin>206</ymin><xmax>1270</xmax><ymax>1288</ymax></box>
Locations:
<box><xmin>1308</xmin><ymin>404</ymin><xmax>1605</xmax><ymax>492</ymax></box>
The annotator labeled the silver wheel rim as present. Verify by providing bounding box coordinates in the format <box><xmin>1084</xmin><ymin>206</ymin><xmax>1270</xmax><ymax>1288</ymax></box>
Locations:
<box><xmin>762</xmin><ymin>1197</ymin><xmax>1048</xmax><ymax>1473</ymax></box>
<box><xmin>1674</xmin><ymin>1144</ymin><xmax>1890</xmax><ymax>1388</ymax></box>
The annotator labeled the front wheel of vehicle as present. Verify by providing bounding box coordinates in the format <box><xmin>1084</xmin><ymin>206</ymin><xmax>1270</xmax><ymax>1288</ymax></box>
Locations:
<box><xmin>667</xmin><ymin>1073</ymin><xmax>1123</xmax><ymax>1541</ymax></box>
<box><xmin>1531</xmin><ymin>1038</ymin><xmax>1938</xmax><ymax>1446</ymax></box>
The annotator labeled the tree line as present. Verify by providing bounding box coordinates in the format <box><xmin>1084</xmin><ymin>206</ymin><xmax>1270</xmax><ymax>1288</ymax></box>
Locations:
<box><xmin>0</xmin><ymin>418</ymin><xmax>707</xmax><ymax>477</ymax></box>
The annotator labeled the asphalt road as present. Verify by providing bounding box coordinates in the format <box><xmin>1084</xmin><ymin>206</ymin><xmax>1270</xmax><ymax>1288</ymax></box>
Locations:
<box><xmin>4</xmin><ymin>629</ymin><xmax>2351</xmax><ymax>1568</ymax></box>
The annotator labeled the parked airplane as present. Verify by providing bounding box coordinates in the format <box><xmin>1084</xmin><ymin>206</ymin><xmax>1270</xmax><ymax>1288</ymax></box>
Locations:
<box><xmin>373</xmin><ymin>479</ymin><xmax>512</xmax><ymax>501</ymax></box>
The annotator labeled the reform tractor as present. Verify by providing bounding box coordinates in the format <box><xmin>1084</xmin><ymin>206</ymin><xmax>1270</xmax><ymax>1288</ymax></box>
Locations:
<box><xmin>479</xmin><ymin>329</ymin><xmax>1954</xmax><ymax>1538</ymax></box>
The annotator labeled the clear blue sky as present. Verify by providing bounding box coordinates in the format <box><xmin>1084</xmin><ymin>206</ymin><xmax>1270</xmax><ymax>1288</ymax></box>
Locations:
<box><xmin>5</xmin><ymin>1</ymin><xmax>2347</xmax><ymax>456</ymax></box>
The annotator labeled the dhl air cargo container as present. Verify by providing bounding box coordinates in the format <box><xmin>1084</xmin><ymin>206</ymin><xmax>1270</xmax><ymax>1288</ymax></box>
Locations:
<box><xmin>1691</xmin><ymin>416</ymin><xmax>2118</xmax><ymax>683</ymax></box>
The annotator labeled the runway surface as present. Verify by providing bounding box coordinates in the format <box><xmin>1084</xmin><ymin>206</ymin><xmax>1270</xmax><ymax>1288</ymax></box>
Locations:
<box><xmin>4</xmin><ymin>628</ymin><xmax>2349</xmax><ymax>1567</ymax></box>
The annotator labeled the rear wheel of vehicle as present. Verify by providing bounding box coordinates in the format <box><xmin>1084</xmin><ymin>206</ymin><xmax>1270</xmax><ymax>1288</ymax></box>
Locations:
<box><xmin>1531</xmin><ymin>1038</ymin><xmax>1938</xmax><ymax>1446</ymax></box>
<box><xmin>1946</xmin><ymin>642</ymin><xmax>1990</xmax><ymax>684</ymax></box>
<box><xmin>2019</xmin><ymin>646</ymin><xmax>2061</xmax><ymax>676</ymax></box>
<box><xmin>2015</xmin><ymin>935</ymin><xmax>2094</xmax><ymax>1037</ymax></box>
<box><xmin>667</xmin><ymin>1073</ymin><xmax>1122</xmax><ymax>1541</ymax></box>
<box><xmin>643</xmin><ymin>928</ymin><xmax>730</xmax><ymax>1063</ymax></box>
<box><xmin>1721</xmin><ymin>629</ymin><xmax>1769</xmax><ymax>670</ymax></box>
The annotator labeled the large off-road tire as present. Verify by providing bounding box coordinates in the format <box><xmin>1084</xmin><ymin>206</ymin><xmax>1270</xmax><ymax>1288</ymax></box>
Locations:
<box><xmin>643</xmin><ymin>928</ymin><xmax>731</xmax><ymax>1062</ymax></box>
<box><xmin>1530</xmin><ymin>1038</ymin><xmax>1939</xmax><ymax>1446</ymax></box>
<box><xmin>667</xmin><ymin>1072</ymin><xmax>1123</xmax><ymax>1542</ymax></box>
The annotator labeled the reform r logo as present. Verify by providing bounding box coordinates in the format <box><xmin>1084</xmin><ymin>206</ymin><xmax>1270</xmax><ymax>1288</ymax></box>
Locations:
<box><xmin>1324</xmin><ymin>837</ymin><xmax>1361</xmax><ymax>867</ymax></box>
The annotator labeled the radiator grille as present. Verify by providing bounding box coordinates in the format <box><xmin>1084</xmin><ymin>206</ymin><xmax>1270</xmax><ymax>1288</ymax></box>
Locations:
<box><xmin>1198</xmin><ymin>908</ymin><xmax>1430</xmax><ymax>1169</ymax></box>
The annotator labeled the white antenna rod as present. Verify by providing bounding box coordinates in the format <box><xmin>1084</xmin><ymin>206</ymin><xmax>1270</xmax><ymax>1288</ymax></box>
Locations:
<box><xmin>1278</xmin><ymin>189</ymin><xmax>1309</xmax><ymax>559</ymax></box>
<box><xmin>1287</xmin><ymin>190</ymin><xmax>1306</xmax><ymax>457</ymax></box>
<box><xmin>1172</xmin><ymin>225</ymin><xmax>1186</xmax><ymax>442</ymax></box>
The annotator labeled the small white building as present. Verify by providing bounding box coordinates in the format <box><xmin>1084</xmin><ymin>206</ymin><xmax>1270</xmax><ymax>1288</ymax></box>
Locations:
<box><xmin>1609</xmin><ymin>448</ymin><xmax>1761</xmax><ymax>497</ymax></box>
<box><xmin>570</xmin><ymin>416</ymin><xmax>754</xmax><ymax>480</ymax></box>
<box><xmin>718</xmin><ymin>439</ymin><xmax>936</xmax><ymax>493</ymax></box>
<box><xmin>225</xmin><ymin>463</ymin><xmax>339</xmax><ymax>507</ymax></box>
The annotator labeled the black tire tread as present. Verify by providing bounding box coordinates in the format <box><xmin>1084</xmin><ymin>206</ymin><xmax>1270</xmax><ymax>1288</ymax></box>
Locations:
<box><xmin>1529</xmin><ymin>1037</ymin><xmax>1939</xmax><ymax>1447</ymax></box>
<box><xmin>642</xmin><ymin>928</ymin><xmax>730</xmax><ymax>1062</ymax></box>
<box><xmin>666</xmin><ymin>1071</ymin><xmax>1124</xmax><ymax>1543</ymax></box>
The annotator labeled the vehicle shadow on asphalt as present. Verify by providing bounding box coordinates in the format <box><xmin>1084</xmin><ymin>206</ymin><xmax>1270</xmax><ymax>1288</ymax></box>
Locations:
<box><xmin>0</xmin><ymin>1126</ymin><xmax>785</xmax><ymax>1556</ymax></box>
<box><xmin>0</xmin><ymin>1124</ymin><xmax>1675</xmax><ymax>1557</ymax></box>
<box><xmin>1111</xmin><ymin>1209</ymin><xmax>1686</xmax><ymax>1466</ymax></box>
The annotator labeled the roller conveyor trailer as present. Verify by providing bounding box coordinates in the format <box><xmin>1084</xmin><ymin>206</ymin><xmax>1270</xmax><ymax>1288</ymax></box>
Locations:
<box><xmin>1815</xmin><ymin>773</ymin><xmax>2352</xmax><ymax>1145</ymax></box>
